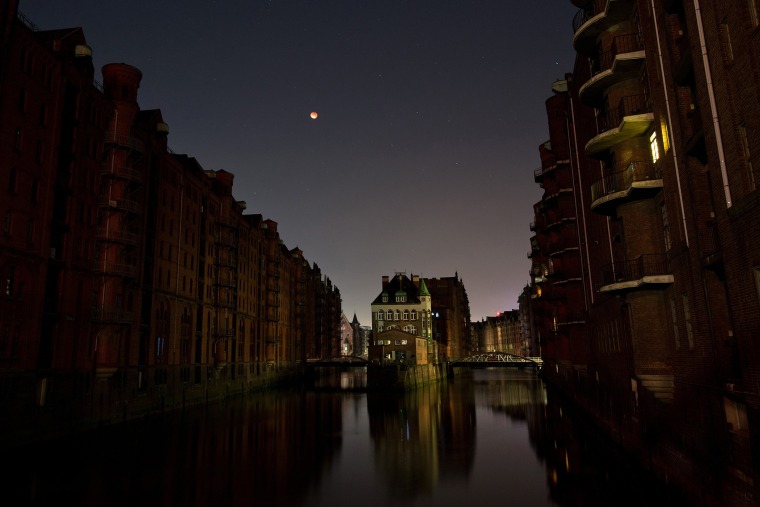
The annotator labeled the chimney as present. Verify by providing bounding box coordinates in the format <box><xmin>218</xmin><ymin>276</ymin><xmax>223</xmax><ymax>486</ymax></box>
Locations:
<box><xmin>412</xmin><ymin>274</ymin><xmax>420</xmax><ymax>287</ymax></box>
<box><xmin>382</xmin><ymin>276</ymin><xmax>389</xmax><ymax>289</ymax></box>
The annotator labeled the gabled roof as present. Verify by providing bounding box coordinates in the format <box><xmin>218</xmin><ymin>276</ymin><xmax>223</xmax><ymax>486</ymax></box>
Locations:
<box><xmin>371</xmin><ymin>274</ymin><xmax>425</xmax><ymax>305</ymax></box>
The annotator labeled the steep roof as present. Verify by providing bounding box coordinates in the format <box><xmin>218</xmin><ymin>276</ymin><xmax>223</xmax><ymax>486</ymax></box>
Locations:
<box><xmin>371</xmin><ymin>273</ymin><xmax>423</xmax><ymax>305</ymax></box>
<box><xmin>418</xmin><ymin>277</ymin><xmax>430</xmax><ymax>297</ymax></box>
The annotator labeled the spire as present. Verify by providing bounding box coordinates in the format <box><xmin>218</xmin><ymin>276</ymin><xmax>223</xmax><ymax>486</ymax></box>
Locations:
<box><xmin>418</xmin><ymin>277</ymin><xmax>430</xmax><ymax>296</ymax></box>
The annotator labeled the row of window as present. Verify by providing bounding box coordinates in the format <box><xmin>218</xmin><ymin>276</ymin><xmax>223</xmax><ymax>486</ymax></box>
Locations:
<box><xmin>376</xmin><ymin>309</ymin><xmax>431</xmax><ymax>321</ymax></box>
<box><xmin>376</xmin><ymin>324</ymin><xmax>427</xmax><ymax>336</ymax></box>
<box><xmin>375</xmin><ymin>339</ymin><xmax>409</xmax><ymax>346</ymax></box>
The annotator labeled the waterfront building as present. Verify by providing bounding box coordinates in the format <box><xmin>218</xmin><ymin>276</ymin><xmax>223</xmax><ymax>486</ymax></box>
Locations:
<box><xmin>0</xmin><ymin>3</ymin><xmax>342</xmax><ymax>443</ymax></box>
<box><xmin>349</xmin><ymin>314</ymin><xmax>370</xmax><ymax>358</ymax></box>
<box><xmin>470</xmin><ymin>311</ymin><xmax>523</xmax><ymax>355</ymax></box>
<box><xmin>369</xmin><ymin>273</ymin><xmax>434</xmax><ymax>365</ymax></box>
<box><xmin>530</xmin><ymin>1</ymin><xmax>760</xmax><ymax>502</ymax></box>
<box><xmin>424</xmin><ymin>273</ymin><xmax>472</xmax><ymax>360</ymax></box>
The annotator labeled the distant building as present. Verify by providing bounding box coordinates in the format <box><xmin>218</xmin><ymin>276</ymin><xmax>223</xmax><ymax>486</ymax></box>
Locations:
<box><xmin>340</xmin><ymin>312</ymin><xmax>352</xmax><ymax>355</ymax></box>
<box><xmin>471</xmin><ymin>311</ymin><xmax>523</xmax><ymax>355</ymax></box>
<box><xmin>369</xmin><ymin>273</ymin><xmax>435</xmax><ymax>365</ymax></box>
<box><xmin>424</xmin><ymin>273</ymin><xmax>472</xmax><ymax>360</ymax></box>
<box><xmin>350</xmin><ymin>314</ymin><xmax>370</xmax><ymax>358</ymax></box>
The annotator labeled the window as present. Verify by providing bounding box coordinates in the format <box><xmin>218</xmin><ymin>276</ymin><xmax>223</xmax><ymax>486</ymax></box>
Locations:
<box><xmin>738</xmin><ymin>124</ymin><xmax>756</xmax><ymax>191</ymax></box>
<box><xmin>403</xmin><ymin>310</ymin><xmax>409</xmax><ymax>320</ymax></box>
<box><xmin>395</xmin><ymin>310</ymin><xmax>400</xmax><ymax>320</ymax></box>
<box><xmin>411</xmin><ymin>310</ymin><xmax>417</xmax><ymax>320</ymax></box>
<box><xmin>724</xmin><ymin>397</ymin><xmax>749</xmax><ymax>432</ymax></box>
<box><xmin>382</xmin><ymin>294</ymin><xmax>388</xmax><ymax>303</ymax></box>
<box><xmin>721</xmin><ymin>18</ymin><xmax>734</xmax><ymax>63</ymax></box>
<box><xmin>649</xmin><ymin>131</ymin><xmax>660</xmax><ymax>163</ymax></box>
<box><xmin>682</xmin><ymin>295</ymin><xmax>694</xmax><ymax>349</ymax></box>
<box><xmin>377</xmin><ymin>310</ymin><xmax>384</xmax><ymax>320</ymax></box>
<box><xmin>670</xmin><ymin>299</ymin><xmax>680</xmax><ymax>350</ymax></box>
<box><xmin>661</xmin><ymin>202</ymin><xmax>671</xmax><ymax>251</ymax></box>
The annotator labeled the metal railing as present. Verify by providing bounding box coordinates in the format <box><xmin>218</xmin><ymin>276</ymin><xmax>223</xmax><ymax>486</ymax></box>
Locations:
<box><xmin>597</xmin><ymin>93</ymin><xmax>651</xmax><ymax>133</ymax></box>
<box><xmin>599</xmin><ymin>254</ymin><xmax>670</xmax><ymax>286</ymax></box>
<box><xmin>591</xmin><ymin>160</ymin><xmax>662</xmax><ymax>202</ymax></box>
<box><xmin>591</xmin><ymin>32</ymin><xmax>644</xmax><ymax>75</ymax></box>
<box><xmin>103</xmin><ymin>131</ymin><xmax>144</xmax><ymax>153</ymax></box>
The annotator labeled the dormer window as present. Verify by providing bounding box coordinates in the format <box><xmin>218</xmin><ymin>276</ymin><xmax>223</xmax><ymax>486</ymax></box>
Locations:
<box><xmin>382</xmin><ymin>293</ymin><xmax>388</xmax><ymax>303</ymax></box>
<box><xmin>396</xmin><ymin>295</ymin><xmax>406</xmax><ymax>302</ymax></box>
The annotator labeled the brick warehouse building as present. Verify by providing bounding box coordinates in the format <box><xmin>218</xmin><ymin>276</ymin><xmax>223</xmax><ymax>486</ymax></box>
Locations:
<box><xmin>424</xmin><ymin>273</ymin><xmax>472</xmax><ymax>360</ymax></box>
<box><xmin>530</xmin><ymin>0</ymin><xmax>760</xmax><ymax>504</ymax></box>
<box><xmin>0</xmin><ymin>4</ymin><xmax>341</xmax><ymax>444</ymax></box>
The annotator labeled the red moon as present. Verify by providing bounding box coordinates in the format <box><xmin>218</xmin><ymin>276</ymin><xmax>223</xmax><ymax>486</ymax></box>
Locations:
<box><xmin>310</xmin><ymin>111</ymin><xmax>318</xmax><ymax>119</ymax></box>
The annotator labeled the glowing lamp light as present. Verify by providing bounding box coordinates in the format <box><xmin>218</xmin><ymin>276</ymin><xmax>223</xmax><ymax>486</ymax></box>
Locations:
<box><xmin>310</xmin><ymin>111</ymin><xmax>318</xmax><ymax>119</ymax></box>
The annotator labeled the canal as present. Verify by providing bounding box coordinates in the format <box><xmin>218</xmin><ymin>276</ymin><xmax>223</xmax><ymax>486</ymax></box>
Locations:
<box><xmin>1</xmin><ymin>369</ymin><xmax>688</xmax><ymax>506</ymax></box>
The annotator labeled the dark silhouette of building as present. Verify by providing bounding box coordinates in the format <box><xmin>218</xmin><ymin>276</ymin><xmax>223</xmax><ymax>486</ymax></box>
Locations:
<box><xmin>0</xmin><ymin>3</ymin><xmax>341</xmax><ymax>444</ymax></box>
<box><xmin>530</xmin><ymin>1</ymin><xmax>760</xmax><ymax>503</ymax></box>
<box><xmin>424</xmin><ymin>273</ymin><xmax>472</xmax><ymax>360</ymax></box>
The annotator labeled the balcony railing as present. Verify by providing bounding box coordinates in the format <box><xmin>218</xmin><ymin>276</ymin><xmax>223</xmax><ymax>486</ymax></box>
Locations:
<box><xmin>92</xmin><ymin>259</ymin><xmax>138</xmax><ymax>278</ymax></box>
<box><xmin>599</xmin><ymin>254</ymin><xmax>673</xmax><ymax>292</ymax></box>
<box><xmin>103</xmin><ymin>131</ymin><xmax>144</xmax><ymax>153</ymax></box>
<box><xmin>590</xmin><ymin>160</ymin><xmax>662</xmax><ymax>204</ymax></box>
<box><xmin>96</xmin><ymin>227</ymin><xmax>140</xmax><ymax>246</ymax></box>
<box><xmin>572</xmin><ymin>0</ymin><xmax>606</xmax><ymax>34</ymax></box>
<box><xmin>591</xmin><ymin>33</ymin><xmax>644</xmax><ymax>76</ymax></box>
<box><xmin>101</xmin><ymin>164</ymin><xmax>143</xmax><ymax>183</ymax></box>
<box><xmin>600</xmin><ymin>94</ymin><xmax>650</xmax><ymax>131</ymax></box>
<box><xmin>98</xmin><ymin>196</ymin><xmax>141</xmax><ymax>214</ymax></box>
<box><xmin>586</xmin><ymin>94</ymin><xmax>654</xmax><ymax>155</ymax></box>
<box><xmin>573</xmin><ymin>0</ymin><xmax>631</xmax><ymax>55</ymax></box>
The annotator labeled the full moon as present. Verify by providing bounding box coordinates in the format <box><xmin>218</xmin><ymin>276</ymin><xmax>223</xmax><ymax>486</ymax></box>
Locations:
<box><xmin>310</xmin><ymin>111</ymin><xmax>318</xmax><ymax>119</ymax></box>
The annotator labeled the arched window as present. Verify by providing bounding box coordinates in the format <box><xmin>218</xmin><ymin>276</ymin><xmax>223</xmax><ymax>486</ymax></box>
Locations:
<box><xmin>411</xmin><ymin>310</ymin><xmax>417</xmax><ymax>320</ymax></box>
<box><xmin>403</xmin><ymin>309</ymin><xmax>410</xmax><ymax>320</ymax></box>
<box><xmin>409</xmin><ymin>325</ymin><xmax>417</xmax><ymax>335</ymax></box>
<box><xmin>395</xmin><ymin>310</ymin><xmax>401</xmax><ymax>320</ymax></box>
<box><xmin>377</xmin><ymin>310</ymin><xmax>384</xmax><ymax>320</ymax></box>
<box><xmin>386</xmin><ymin>310</ymin><xmax>392</xmax><ymax>321</ymax></box>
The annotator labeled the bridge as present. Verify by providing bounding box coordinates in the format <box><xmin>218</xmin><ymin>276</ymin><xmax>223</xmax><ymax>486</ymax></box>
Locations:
<box><xmin>306</xmin><ymin>355</ymin><xmax>369</xmax><ymax>368</ymax></box>
<box><xmin>448</xmin><ymin>352</ymin><xmax>543</xmax><ymax>372</ymax></box>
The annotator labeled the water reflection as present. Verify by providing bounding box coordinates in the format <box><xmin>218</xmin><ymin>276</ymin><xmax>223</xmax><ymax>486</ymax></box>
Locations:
<box><xmin>0</xmin><ymin>369</ymin><xmax>687</xmax><ymax>506</ymax></box>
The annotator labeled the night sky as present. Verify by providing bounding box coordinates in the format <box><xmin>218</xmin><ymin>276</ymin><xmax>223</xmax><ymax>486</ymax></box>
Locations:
<box><xmin>20</xmin><ymin>1</ymin><xmax>577</xmax><ymax>325</ymax></box>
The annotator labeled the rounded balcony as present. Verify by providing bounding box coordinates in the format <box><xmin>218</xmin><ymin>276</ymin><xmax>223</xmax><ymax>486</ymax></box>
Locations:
<box><xmin>579</xmin><ymin>33</ymin><xmax>645</xmax><ymax>107</ymax></box>
<box><xmin>590</xmin><ymin>160</ymin><xmax>663</xmax><ymax>215</ymax></box>
<box><xmin>573</xmin><ymin>0</ymin><xmax>635</xmax><ymax>56</ymax></box>
<box><xmin>585</xmin><ymin>94</ymin><xmax>654</xmax><ymax>157</ymax></box>
<box><xmin>598</xmin><ymin>254</ymin><xmax>674</xmax><ymax>294</ymax></box>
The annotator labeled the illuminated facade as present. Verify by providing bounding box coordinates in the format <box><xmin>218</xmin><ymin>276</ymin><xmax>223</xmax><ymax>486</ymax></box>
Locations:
<box><xmin>530</xmin><ymin>0</ymin><xmax>760</xmax><ymax>502</ymax></box>
<box><xmin>369</xmin><ymin>273</ymin><xmax>433</xmax><ymax>365</ymax></box>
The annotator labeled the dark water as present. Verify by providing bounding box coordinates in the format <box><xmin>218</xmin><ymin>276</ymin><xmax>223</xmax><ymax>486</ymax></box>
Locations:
<box><xmin>1</xmin><ymin>369</ymin><xmax>686</xmax><ymax>506</ymax></box>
